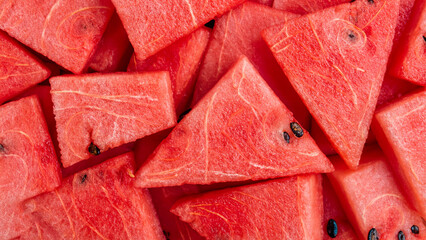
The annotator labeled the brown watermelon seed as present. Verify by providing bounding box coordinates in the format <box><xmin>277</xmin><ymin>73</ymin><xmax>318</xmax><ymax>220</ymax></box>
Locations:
<box><xmin>204</xmin><ymin>19</ymin><xmax>215</xmax><ymax>29</ymax></box>
<box><xmin>327</xmin><ymin>219</ymin><xmax>338</xmax><ymax>238</ymax></box>
<box><xmin>177</xmin><ymin>108</ymin><xmax>192</xmax><ymax>123</ymax></box>
<box><xmin>283</xmin><ymin>132</ymin><xmax>290</xmax><ymax>143</ymax></box>
<box><xmin>290</xmin><ymin>122</ymin><xmax>304</xmax><ymax>138</ymax></box>
<box><xmin>88</xmin><ymin>142</ymin><xmax>100</xmax><ymax>156</ymax></box>
<box><xmin>398</xmin><ymin>231</ymin><xmax>405</xmax><ymax>240</ymax></box>
<box><xmin>80</xmin><ymin>174</ymin><xmax>88</xmax><ymax>184</ymax></box>
<box><xmin>411</xmin><ymin>225</ymin><xmax>419</xmax><ymax>234</ymax></box>
<box><xmin>368</xmin><ymin>228</ymin><xmax>379</xmax><ymax>240</ymax></box>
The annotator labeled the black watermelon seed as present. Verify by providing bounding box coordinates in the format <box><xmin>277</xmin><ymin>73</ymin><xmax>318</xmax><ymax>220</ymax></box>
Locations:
<box><xmin>423</xmin><ymin>35</ymin><xmax>426</xmax><ymax>42</ymax></box>
<box><xmin>347</xmin><ymin>30</ymin><xmax>358</xmax><ymax>42</ymax></box>
<box><xmin>88</xmin><ymin>142</ymin><xmax>100</xmax><ymax>156</ymax></box>
<box><xmin>80</xmin><ymin>174</ymin><xmax>88</xmax><ymax>184</ymax></box>
<box><xmin>290</xmin><ymin>122</ymin><xmax>304</xmax><ymax>138</ymax></box>
<box><xmin>327</xmin><ymin>219</ymin><xmax>338</xmax><ymax>238</ymax></box>
<box><xmin>0</xmin><ymin>143</ymin><xmax>4</xmax><ymax>152</ymax></box>
<box><xmin>350</xmin><ymin>0</ymin><xmax>356</xmax><ymax>2</ymax></box>
<box><xmin>283</xmin><ymin>132</ymin><xmax>290</xmax><ymax>143</ymax></box>
<box><xmin>204</xmin><ymin>19</ymin><xmax>215</xmax><ymax>29</ymax></box>
<box><xmin>368</xmin><ymin>0</ymin><xmax>375</xmax><ymax>4</ymax></box>
<box><xmin>411</xmin><ymin>225</ymin><xmax>419</xmax><ymax>234</ymax></box>
<box><xmin>398</xmin><ymin>231</ymin><xmax>405</xmax><ymax>240</ymax></box>
<box><xmin>368</xmin><ymin>228</ymin><xmax>379</xmax><ymax>240</ymax></box>
<box><xmin>177</xmin><ymin>108</ymin><xmax>191</xmax><ymax>123</ymax></box>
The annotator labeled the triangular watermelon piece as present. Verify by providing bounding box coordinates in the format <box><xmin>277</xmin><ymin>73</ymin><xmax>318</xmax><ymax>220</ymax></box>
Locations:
<box><xmin>50</xmin><ymin>72</ymin><xmax>176</xmax><ymax>168</ymax></box>
<box><xmin>171</xmin><ymin>174</ymin><xmax>323</xmax><ymax>239</ymax></box>
<box><xmin>110</xmin><ymin>0</ymin><xmax>244</xmax><ymax>61</ymax></box>
<box><xmin>263</xmin><ymin>0</ymin><xmax>400</xmax><ymax>169</ymax></box>
<box><xmin>273</xmin><ymin>0</ymin><xmax>350</xmax><ymax>14</ymax></box>
<box><xmin>327</xmin><ymin>146</ymin><xmax>425</xmax><ymax>240</ymax></box>
<box><xmin>128</xmin><ymin>27</ymin><xmax>211</xmax><ymax>116</ymax></box>
<box><xmin>0</xmin><ymin>31</ymin><xmax>50</xmax><ymax>104</ymax></box>
<box><xmin>135</xmin><ymin>56</ymin><xmax>333</xmax><ymax>188</ymax></box>
<box><xmin>0</xmin><ymin>96</ymin><xmax>61</xmax><ymax>239</ymax></box>
<box><xmin>23</xmin><ymin>153</ymin><xmax>164</xmax><ymax>239</ymax></box>
<box><xmin>191</xmin><ymin>2</ymin><xmax>312</xmax><ymax>128</ymax></box>
<box><xmin>0</xmin><ymin>0</ymin><xmax>114</xmax><ymax>74</ymax></box>
<box><xmin>372</xmin><ymin>89</ymin><xmax>426</xmax><ymax>219</ymax></box>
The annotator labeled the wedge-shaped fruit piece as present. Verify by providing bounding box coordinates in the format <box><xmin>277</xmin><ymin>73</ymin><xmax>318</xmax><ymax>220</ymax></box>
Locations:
<box><xmin>263</xmin><ymin>0</ymin><xmax>400</xmax><ymax>169</ymax></box>
<box><xmin>172</xmin><ymin>174</ymin><xmax>323</xmax><ymax>240</ymax></box>
<box><xmin>110</xmin><ymin>0</ymin><xmax>244</xmax><ymax>61</ymax></box>
<box><xmin>273</xmin><ymin>0</ymin><xmax>350</xmax><ymax>14</ymax></box>
<box><xmin>192</xmin><ymin>2</ymin><xmax>312</xmax><ymax>128</ymax></box>
<box><xmin>390</xmin><ymin>0</ymin><xmax>426</xmax><ymax>85</ymax></box>
<box><xmin>135</xmin><ymin>56</ymin><xmax>333</xmax><ymax>188</ymax></box>
<box><xmin>0</xmin><ymin>96</ymin><xmax>61</xmax><ymax>239</ymax></box>
<box><xmin>0</xmin><ymin>0</ymin><xmax>114</xmax><ymax>73</ymax></box>
<box><xmin>23</xmin><ymin>153</ymin><xmax>164</xmax><ymax>239</ymax></box>
<box><xmin>372</xmin><ymin>89</ymin><xmax>425</xmax><ymax>219</ymax></box>
<box><xmin>51</xmin><ymin>72</ymin><xmax>176</xmax><ymax>167</ymax></box>
<box><xmin>128</xmin><ymin>27</ymin><xmax>210</xmax><ymax>116</ymax></box>
<box><xmin>327</xmin><ymin>146</ymin><xmax>425</xmax><ymax>240</ymax></box>
<box><xmin>0</xmin><ymin>31</ymin><xmax>50</xmax><ymax>104</ymax></box>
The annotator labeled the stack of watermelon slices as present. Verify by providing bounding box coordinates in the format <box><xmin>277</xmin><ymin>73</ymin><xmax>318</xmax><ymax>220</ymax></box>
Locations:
<box><xmin>0</xmin><ymin>0</ymin><xmax>424</xmax><ymax>239</ymax></box>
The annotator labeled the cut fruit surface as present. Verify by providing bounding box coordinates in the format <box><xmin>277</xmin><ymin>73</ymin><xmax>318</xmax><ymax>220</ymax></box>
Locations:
<box><xmin>263</xmin><ymin>0</ymin><xmax>400</xmax><ymax>169</ymax></box>
<box><xmin>50</xmin><ymin>72</ymin><xmax>176</xmax><ymax>167</ymax></box>
<box><xmin>135</xmin><ymin>56</ymin><xmax>333</xmax><ymax>188</ymax></box>
<box><xmin>273</xmin><ymin>0</ymin><xmax>350</xmax><ymax>14</ymax></box>
<box><xmin>372</xmin><ymin>89</ymin><xmax>426</xmax><ymax>218</ymax></box>
<box><xmin>171</xmin><ymin>174</ymin><xmax>323</xmax><ymax>240</ymax></box>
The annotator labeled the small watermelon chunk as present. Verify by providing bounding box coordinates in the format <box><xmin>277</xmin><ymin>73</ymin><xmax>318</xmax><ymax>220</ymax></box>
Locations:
<box><xmin>263</xmin><ymin>0</ymin><xmax>400</xmax><ymax>169</ymax></box>
<box><xmin>135</xmin><ymin>56</ymin><xmax>333</xmax><ymax>188</ymax></box>
<box><xmin>50</xmin><ymin>72</ymin><xmax>176</xmax><ymax>168</ymax></box>
<box><xmin>0</xmin><ymin>96</ymin><xmax>61</xmax><ymax>239</ymax></box>
<box><xmin>390</xmin><ymin>0</ymin><xmax>426</xmax><ymax>85</ymax></box>
<box><xmin>0</xmin><ymin>0</ymin><xmax>114</xmax><ymax>74</ymax></box>
<box><xmin>327</xmin><ymin>146</ymin><xmax>425</xmax><ymax>240</ymax></box>
<box><xmin>273</xmin><ymin>0</ymin><xmax>350</xmax><ymax>14</ymax></box>
<box><xmin>128</xmin><ymin>27</ymin><xmax>210</xmax><ymax>116</ymax></box>
<box><xmin>191</xmin><ymin>2</ymin><xmax>312</xmax><ymax>128</ymax></box>
<box><xmin>372</xmin><ymin>89</ymin><xmax>426</xmax><ymax>218</ymax></box>
<box><xmin>110</xmin><ymin>0</ymin><xmax>244</xmax><ymax>61</ymax></box>
<box><xmin>24</xmin><ymin>153</ymin><xmax>164</xmax><ymax>239</ymax></box>
<box><xmin>171</xmin><ymin>174</ymin><xmax>323</xmax><ymax>240</ymax></box>
<box><xmin>0</xmin><ymin>31</ymin><xmax>50</xmax><ymax>104</ymax></box>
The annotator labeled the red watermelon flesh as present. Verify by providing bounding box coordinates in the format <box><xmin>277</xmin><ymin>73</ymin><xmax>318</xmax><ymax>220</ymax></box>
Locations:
<box><xmin>50</xmin><ymin>72</ymin><xmax>176</xmax><ymax>168</ymax></box>
<box><xmin>377</xmin><ymin>75</ymin><xmax>419</xmax><ymax>108</ymax></box>
<box><xmin>390</xmin><ymin>0</ymin><xmax>426</xmax><ymax>86</ymax></box>
<box><xmin>327</xmin><ymin>146</ymin><xmax>425</xmax><ymax>240</ymax></box>
<box><xmin>134</xmin><ymin>129</ymin><xmax>172</xmax><ymax>169</ymax></box>
<box><xmin>0</xmin><ymin>30</ymin><xmax>50</xmax><ymax>104</ymax></box>
<box><xmin>372</xmin><ymin>89</ymin><xmax>426</xmax><ymax>218</ymax></box>
<box><xmin>191</xmin><ymin>2</ymin><xmax>312</xmax><ymax>128</ymax></box>
<box><xmin>88</xmin><ymin>12</ymin><xmax>132</xmax><ymax>73</ymax></box>
<box><xmin>23</xmin><ymin>152</ymin><xmax>164</xmax><ymax>239</ymax></box>
<box><xmin>273</xmin><ymin>0</ymin><xmax>350</xmax><ymax>14</ymax></box>
<box><xmin>251</xmin><ymin>0</ymin><xmax>273</xmax><ymax>6</ymax></box>
<box><xmin>263</xmin><ymin>0</ymin><xmax>400</xmax><ymax>169</ymax></box>
<box><xmin>128</xmin><ymin>27</ymin><xmax>210</xmax><ymax>116</ymax></box>
<box><xmin>110</xmin><ymin>0</ymin><xmax>244</xmax><ymax>61</ymax></box>
<box><xmin>171</xmin><ymin>174</ymin><xmax>323</xmax><ymax>240</ymax></box>
<box><xmin>322</xmin><ymin>177</ymin><xmax>357</xmax><ymax>240</ymax></box>
<box><xmin>0</xmin><ymin>0</ymin><xmax>114</xmax><ymax>74</ymax></box>
<box><xmin>135</xmin><ymin>56</ymin><xmax>333</xmax><ymax>188</ymax></box>
<box><xmin>310</xmin><ymin>120</ymin><xmax>337</xmax><ymax>156</ymax></box>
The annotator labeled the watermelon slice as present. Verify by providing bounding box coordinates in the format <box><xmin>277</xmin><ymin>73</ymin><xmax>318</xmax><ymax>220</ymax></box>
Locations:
<box><xmin>390</xmin><ymin>0</ymin><xmax>426</xmax><ymax>85</ymax></box>
<box><xmin>50</xmin><ymin>72</ymin><xmax>176</xmax><ymax>168</ymax></box>
<box><xmin>273</xmin><ymin>0</ymin><xmax>350</xmax><ymax>14</ymax></box>
<box><xmin>0</xmin><ymin>0</ymin><xmax>114</xmax><ymax>73</ymax></box>
<box><xmin>23</xmin><ymin>152</ymin><xmax>165</xmax><ymax>239</ymax></box>
<box><xmin>128</xmin><ymin>27</ymin><xmax>210</xmax><ymax>116</ymax></box>
<box><xmin>263</xmin><ymin>0</ymin><xmax>400</xmax><ymax>169</ymax></box>
<box><xmin>0</xmin><ymin>96</ymin><xmax>61</xmax><ymax>239</ymax></box>
<box><xmin>110</xmin><ymin>0</ymin><xmax>244</xmax><ymax>61</ymax></box>
<box><xmin>372</xmin><ymin>89</ymin><xmax>426</xmax><ymax>219</ymax></box>
<box><xmin>171</xmin><ymin>174</ymin><xmax>323</xmax><ymax>239</ymax></box>
<box><xmin>327</xmin><ymin>146</ymin><xmax>425</xmax><ymax>240</ymax></box>
<box><xmin>135</xmin><ymin>56</ymin><xmax>333</xmax><ymax>188</ymax></box>
<box><xmin>88</xmin><ymin>12</ymin><xmax>132</xmax><ymax>73</ymax></box>
<box><xmin>191</xmin><ymin>2</ymin><xmax>312</xmax><ymax>128</ymax></box>
<box><xmin>377</xmin><ymin>75</ymin><xmax>418</xmax><ymax>108</ymax></box>
<box><xmin>0</xmin><ymin>30</ymin><xmax>50</xmax><ymax>104</ymax></box>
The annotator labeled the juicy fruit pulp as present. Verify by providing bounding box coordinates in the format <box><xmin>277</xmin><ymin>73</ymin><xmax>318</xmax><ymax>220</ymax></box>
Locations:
<box><xmin>135</xmin><ymin>56</ymin><xmax>333</xmax><ymax>188</ymax></box>
<box><xmin>273</xmin><ymin>0</ymin><xmax>351</xmax><ymax>14</ymax></box>
<box><xmin>263</xmin><ymin>0</ymin><xmax>400</xmax><ymax>169</ymax></box>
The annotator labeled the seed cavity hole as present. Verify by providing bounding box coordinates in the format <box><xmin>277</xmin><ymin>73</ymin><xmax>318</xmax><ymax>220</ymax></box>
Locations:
<box><xmin>327</xmin><ymin>219</ymin><xmax>338</xmax><ymax>238</ymax></box>
<box><xmin>283</xmin><ymin>132</ymin><xmax>290</xmax><ymax>143</ymax></box>
<box><xmin>88</xmin><ymin>142</ymin><xmax>100</xmax><ymax>156</ymax></box>
<box><xmin>411</xmin><ymin>225</ymin><xmax>419</xmax><ymax>234</ymax></box>
<box><xmin>290</xmin><ymin>122</ymin><xmax>304</xmax><ymax>138</ymax></box>
<box><xmin>368</xmin><ymin>228</ymin><xmax>379</xmax><ymax>240</ymax></box>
